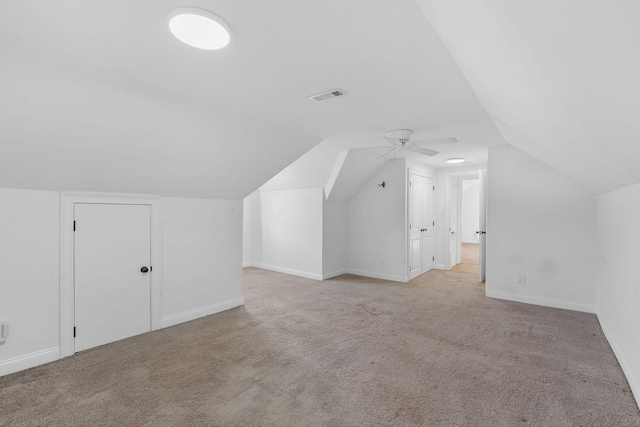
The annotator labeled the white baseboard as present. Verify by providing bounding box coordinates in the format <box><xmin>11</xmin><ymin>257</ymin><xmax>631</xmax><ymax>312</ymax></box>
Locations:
<box><xmin>596</xmin><ymin>310</ymin><xmax>640</xmax><ymax>412</ymax></box>
<box><xmin>486</xmin><ymin>290</ymin><xmax>596</xmax><ymax>314</ymax></box>
<box><xmin>434</xmin><ymin>264</ymin><xmax>447</xmax><ymax>271</ymax></box>
<box><xmin>242</xmin><ymin>261</ymin><xmax>251</xmax><ymax>268</ymax></box>
<box><xmin>345</xmin><ymin>268</ymin><xmax>408</xmax><ymax>283</ymax></box>
<box><xmin>0</xmin><ymin>347</ymin><xmax>60</xmax><ymax>377</ymax></box>
<box><xmin>248</xmin><ymin>262</ymin><xmax>323</xmax><ymax>281</ymax></box>
<box><xmin>161</xmin><ymin>297</ymin><xmax>245</xmax><ymax>329</ymax></box>
<box><xmin>322</xmin><ymin>269</ymin><xmax>348</xmax><ymax>280</ymax></box>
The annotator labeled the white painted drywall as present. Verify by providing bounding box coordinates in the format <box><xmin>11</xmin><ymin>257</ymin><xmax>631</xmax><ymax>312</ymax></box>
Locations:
<box><xmin>596</xmin><ymin>182</ymin><xmax>640</xmax><ymax>405</ymax></box>
<box><xmin>0</xmin><ymin>189</ymin><xmax>60</xmax><ymax>375</ymax></box>
<box><xmin>0</xmin><ymin>189</ymin><xmax>244</xmax><ymax>375</ymax></box>
<box><xmin>322</xmin><ymin>201</ymin><xmax>347</xmax><ymax>278</ymax></box>
<box><xmin>248</xmin><ymin>189</ymin><xmax>324</xmax><ymax>280</ymax></box>
<box><xmin>486</xmin><ymin>146</ymin><xmax>596</xmax><ymax>312</ymax></box>
<box><xmin>242</xmin><ymin>196</ymin><xmax>252</xmax><ymax>266</ymax></box>
<box><xmin>347</xmin><ymin>160</ymin><xmax>408</xmax><ymax>282</ymax></box>
<box><xmin>259</xmin><ymin>143</ymin><xmax>343</xmax><ymax>192</ymax></box>
<box><xmin>416</xmin><ymin>0</ymin><xmax>640</xmax><ymax>195</ymax></box>
<box><xmin>461</xmin><ymin>179</ymin><xmax>480</xmax><ymax>243</ymax></box>
<box><xmin>161</xmin><ymin>197</ymin><xmax>244</xmax><ymax>327</ymax></box>
<box><xmin>326</xmin><ymin>150</ymin><xmax>387</xmax><ymax>202</ymax></box>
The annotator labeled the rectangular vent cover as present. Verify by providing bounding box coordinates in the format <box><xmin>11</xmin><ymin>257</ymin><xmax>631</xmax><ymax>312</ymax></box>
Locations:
<box><xmin>308</xmin><ymin>88</ymin><xmax>347</xmax><ymax>103</ymax></box>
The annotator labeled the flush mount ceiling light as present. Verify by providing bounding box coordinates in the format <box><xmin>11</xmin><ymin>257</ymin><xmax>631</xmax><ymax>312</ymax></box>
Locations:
<box><xmin>446</xmin><ymin>158</ymin><xmax>465</xmax><ymax>164</ymax></box>
<box><xmin>168</xmin><ymin>8</ymin><xmax>230</xmax><ymax>50</ymax></box>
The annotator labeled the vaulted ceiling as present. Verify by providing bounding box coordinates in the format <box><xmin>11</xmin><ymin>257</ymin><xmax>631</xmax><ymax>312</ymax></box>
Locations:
<box><xmin>0</xmin><ymin>0</ymin><xmax>500</xmax><ymax>199</ymax></box>
<box><xmin>2</xmin><ymin>1</ymin><xmax>636</xmax><ymax>198</ymax></box>
<box><xmin>417</xmin><ymin>0</ymin><xmax>640</xmax><ymax>194</ymax></box>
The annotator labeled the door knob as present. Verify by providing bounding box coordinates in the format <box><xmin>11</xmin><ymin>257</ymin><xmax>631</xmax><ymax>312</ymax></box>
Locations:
<box><xmin>140</xmin><ymin>266</ymin><xmax>149</xmax><ymax>273</ymax></box>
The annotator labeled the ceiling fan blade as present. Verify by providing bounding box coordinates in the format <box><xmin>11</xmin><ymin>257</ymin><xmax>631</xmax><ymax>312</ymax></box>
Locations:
<box><xmin>347</xmin><ymin>145</ymin><xmax>392</xmax><ymax>151</ymax></box>
<box><xmin>408</xmin><ymin>146</ymin><xmax>439</xmax><ymax>156</ymax></box>
<box><xmin>376</xmin><ymin>147</ymin><xmax>397</xmax><ymax>159</ymax></box>
<box><xmin>413</xmin><ymin>137</ymin><xmax>458</xmax><ymax>146</ymax></box>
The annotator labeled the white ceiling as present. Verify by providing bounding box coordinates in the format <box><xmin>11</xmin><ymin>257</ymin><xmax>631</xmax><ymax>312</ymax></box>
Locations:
<box><xmin>417</xmin><ymin>0</ymin><xmax>640</xmax><ymax>195</ymax></box>
<box><xmin>0</xmin><ymin>0</ymin><xmax>504</xmax><ymax>199</ymax></box>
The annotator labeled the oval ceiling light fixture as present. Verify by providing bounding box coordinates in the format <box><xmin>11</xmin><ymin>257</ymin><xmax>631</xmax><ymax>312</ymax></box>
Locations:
<box><xmin>168</xmin><ymin>8</ymin><xmax>230</xmax><ymax>50</ymax></box>
<box><xmin>446</xmin><ymin>158</ymin><xmax>465</xmax><ymax>164</ymax></box>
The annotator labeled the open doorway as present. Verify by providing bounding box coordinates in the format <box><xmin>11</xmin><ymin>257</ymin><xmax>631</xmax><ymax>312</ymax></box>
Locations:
<box><xmin>451</xmin><ymin>178</ymin><xmax>480</xmax><ymax>275</ymax></box>
<box><xmin>442</xmin><ymin>168</ymin><xmax>486</xmax><ymax>282</ymax></box>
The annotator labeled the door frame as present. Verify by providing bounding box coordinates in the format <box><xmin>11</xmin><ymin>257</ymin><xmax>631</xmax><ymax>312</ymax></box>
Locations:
<box><xmin>439</xmin><ymin>168</ymin><xmax>484</xmax><ymax>271</ymax></box>
<box><xmin>59</xmin><ymin>192</ymin><xmax>162</xmax><ymax>358</ymax></box>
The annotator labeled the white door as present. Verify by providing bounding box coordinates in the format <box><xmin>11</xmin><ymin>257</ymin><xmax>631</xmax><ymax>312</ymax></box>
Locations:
<box><xmin>74</xmin><ymin>203</ymin><xmax>151</xmax><ymax>352</ymax></box>
<box><xmin>409</xmin><ymin>173</ymin><xmax>423</xmax><ymax>278</ymax></box>
<box><xmin>479</xmin><ymin>169</ymin><xmax>487</xmax><ymax>283</ymax></box>
<box><xmin>409</xmin><ymin>173</ymin><xmax>435</xmax><ymax>280</ymax></box>
<box><xmin>421</xmin><ymin>177</ymin><xmax>434</xmax><ymax>272</ymax></box>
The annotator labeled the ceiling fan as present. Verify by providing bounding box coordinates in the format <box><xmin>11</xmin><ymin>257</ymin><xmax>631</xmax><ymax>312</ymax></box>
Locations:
<box><xmin>351</xmin><ymin>129</ymin><xmax>457</xmax><ymax>158</ymax></box>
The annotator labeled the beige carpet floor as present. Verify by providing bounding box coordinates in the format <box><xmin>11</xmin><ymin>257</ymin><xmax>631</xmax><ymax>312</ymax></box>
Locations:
<box><xmin>451</xmin><ymin>243</ymin><xmax>479</xmax><ymax>274</ymax></box>
<box><xmin>1</xmin><ymin>268</ymin><xmax>638</xmax><ymax>426</ymax></box>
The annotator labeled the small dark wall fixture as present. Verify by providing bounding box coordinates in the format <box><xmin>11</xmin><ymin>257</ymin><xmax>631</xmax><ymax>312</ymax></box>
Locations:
<box><xmin>378</xmin><ymin>181</ymin><xmax>386</xmax><ymax>188</ymax></box>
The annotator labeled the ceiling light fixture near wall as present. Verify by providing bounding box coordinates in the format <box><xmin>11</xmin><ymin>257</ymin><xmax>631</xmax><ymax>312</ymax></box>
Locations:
<box><xmin>446</xmin><ymin>158</ymin><xmax>465</xmax><ymax>164</ymax></box>
<box><xmin>168</xmin><ymin>8</ymin><xmax>231</xmax><ymax>50</ymax></box>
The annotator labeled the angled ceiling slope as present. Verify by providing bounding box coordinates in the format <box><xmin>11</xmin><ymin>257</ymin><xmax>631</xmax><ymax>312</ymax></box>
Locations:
<box><xmin>0</xmin><ymin>0</ymin><xmax>500</xmax><ymax>199</ymax></box>
<box><xmin>417</xmin><ymin>0</ymin><xmax>640</xmax><ymax>195</ymax></box>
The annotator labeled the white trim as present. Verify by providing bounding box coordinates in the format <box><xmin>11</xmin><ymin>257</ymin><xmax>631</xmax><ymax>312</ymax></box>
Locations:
<box><xmin>596</xmin><ymin>310</ymin><xmax>640</xmax><ymax>412</ymax></box>
<box><xmin>434</xmin><ymin>263</ymin><xmax>447</xmax><ymax>270</ymax></box>
<box><xmin>322</xmin><ymin>269</ymin><xmax>348</xmax><ymax>280</ymax></box>
<box><xmin>486</xmin><ymin>290</ymin><xmax>596</xmax><ymax>314</ymax></box>
<box><xmin>161</xmin><ymin>298</ymin><xmax>244</xmax><ymax>329</ymax></box>
<box><xmin>249</xmin><ymin>262</ymin><xmax>323</xmax><ymax>281</ymax></box>
<box><xmin>59</xmin><ymin>192</ymin><xmax>162</xmax><ymax>358</ymax></box>
<box><xmin>346</xmin><ymin>268</ymin><xmax>408</xmax><ymax>283</ymax></box>
<box><xmin>0</xmin><ymin>347</ymin><xmax>60</xmax><ymax>377</ymax></box>
<box><xmin>242</xmin><ymin>261</ymin><xmax>252</xmax><ymax>268</ymax></box>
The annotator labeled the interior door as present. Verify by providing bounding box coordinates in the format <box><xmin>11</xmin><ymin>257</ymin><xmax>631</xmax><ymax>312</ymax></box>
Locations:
<box><xmin>421</xmin><ymin>177</ymin><xmax>434</xmax><ymax>273</ymax></box>
<box><xmin>74</xmin><ymin>203</ymin><xmax>151</xmax><ymax>352</ymax></box>
<box><xmin>478</xmin><ymin>169</ymin><xmax>487</xmax><ymax>283</ymax></box>
<box><xmin>409</xmin><ymin>173</ymin><xmax>423</xmax><ymax>279</ymax></box>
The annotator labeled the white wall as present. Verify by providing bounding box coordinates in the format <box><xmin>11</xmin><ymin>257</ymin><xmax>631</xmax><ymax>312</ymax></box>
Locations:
<box><xmin>259</xmin><ymin>143</ymin><xmax>343</xmax><ymax>192</ymax></box>
<box><xmin>596</xmin><ymin>182</ymin><xmax>640</xmax><ymax>406</ymax></box>
<box><xmin>242</xmin><ymin>196</ymin><xmax>252</xmax><ymax>266</ymax></box>
<box><xmin>0</xmin><ymin>188</ymin><xmax>243</xmax><ymax>376</ymax></box>
<box><xmin>322</xmin><ymin>201</ymin><xmax>347</xmax><ymax>278</ymax></box>
<box><xmin>0</xmin><ymin>189</ymin><xmax>60</xmax><ymax>375</ymax></box>
<box><xmin>161</xmin><ymin>197</ymin><xmax>243</xmax><ymax>328</ymax></box>
<box><xmin>461</xmin><ymin>179</ymin><xmax>480</xmax><ymax>243</ymax></box>
<box><xmin>347</xmin><ymin>160</ymin><xmax>408</xmax><ymax>282</ymax></box>
<box><xmin>486</xmin><ymin>146</ymin><xmax>597</xmax><ymax>312</ymax></box>
<box><xmin>247</xmin><ymin>189</ymin><xmax>324</xmax><ymax>280</ymax></box>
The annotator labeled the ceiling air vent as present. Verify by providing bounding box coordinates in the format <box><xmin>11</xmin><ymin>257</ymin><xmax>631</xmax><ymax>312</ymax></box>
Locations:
<box><xmin>308</xmin><ymin>88</ymin><xmax>347</xmax><ymax>103</ymax></box>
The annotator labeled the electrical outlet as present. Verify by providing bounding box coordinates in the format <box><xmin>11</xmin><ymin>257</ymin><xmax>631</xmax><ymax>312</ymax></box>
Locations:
<box><xmin>0</xmin><ymin>322</ymin><xmax>9</xmax><ymax>342</ymax></box>
<box><xmin>517</xmin><ymin>274</ymin><xmax>526</xmax><ymax>285</ymax></box>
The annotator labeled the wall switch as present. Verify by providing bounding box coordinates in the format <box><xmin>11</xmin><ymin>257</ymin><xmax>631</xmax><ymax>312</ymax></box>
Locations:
<box><xmin>517</xmin><ymin>274</ymin><xmax>526</xmax><ymax>285</ymax></box>
<box><xmin>0</xmin><ymin>322</ymin><xmax>9</xmax><ymax>342</ymax></box>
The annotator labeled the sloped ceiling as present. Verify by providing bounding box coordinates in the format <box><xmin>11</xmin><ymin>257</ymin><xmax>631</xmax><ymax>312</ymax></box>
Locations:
<box><xmin>259</xmin><ymin>143</ymin><xmax>343</xmax><ymax>192</ymax></box>
<box><xmin>416</xmin><ymin>0</ymin><xmax>640</xmax><ymax>194</ymax></box>
<box><xmin>0</xmin><ymin>0</ymin><xmax>501</xmax><ymax>199</ymax></box>
<box><xmin>325</xmin><ymin>151</ymin><xmax>388</xmax><ymax>203</ymax></box>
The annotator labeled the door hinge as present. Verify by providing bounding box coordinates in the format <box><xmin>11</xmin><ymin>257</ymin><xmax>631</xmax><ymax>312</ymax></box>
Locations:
<box><xmin>73</xmin><ymin>221</ymin><xmax>76</xmax><ymax>231</ymax></box>
<box><xmin>433</xmin><ymin>221</ymin><xmax>435</xmax><ymax>226</ymax></box>
<box><xmin>433</xmin><ymin>256</ymin><xmax>435</xmax><ymax>261</ymax></box>
<box><xmin>433</xmin><ymin>186</ymin><xmax>435</xmax><ymax>191</ymax></box>
<box><xmin>150</xmin><ymin>266</ymin><xmax>153</xmax><ymax>272</ymax></box>
<box><xmin>410</xmin><ymin>182</ymin><xmax>412</xmax><ymax>187</ymax></box>
<box><xmin>73</xmin><ymin>327</ymin><xmax>76</xmax><ymax>338</ymax></box>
